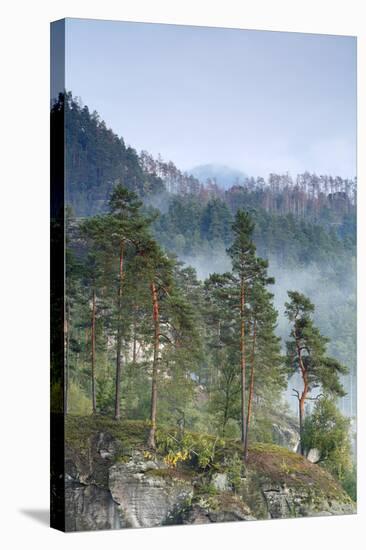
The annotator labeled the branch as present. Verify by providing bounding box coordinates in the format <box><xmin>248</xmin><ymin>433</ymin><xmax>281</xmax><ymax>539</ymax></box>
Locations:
<box><xmin>155</xmin><ymin>279</ymin><xmax>171</xmax><ymax>297</ymax></box>
<box><xmin>159</xmin><ymin>333</ymin><xmax>174</xmax><ymax>345</ymax></box>
<box><xmin>305</xmin><ymin>393</ymin><xmax>324</xmax><ymax>401</ymax></box>
<box><xmin>292</xmin><ymin>388</ymin><xmax>300</xmax><ymax>400</ymax></box>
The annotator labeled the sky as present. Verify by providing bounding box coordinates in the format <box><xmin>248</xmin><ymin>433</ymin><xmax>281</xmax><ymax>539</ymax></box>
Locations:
<box><xmin>65</xmin><ymin>18</ymin><xmax>356</xmax><ymax>179</ymax></box>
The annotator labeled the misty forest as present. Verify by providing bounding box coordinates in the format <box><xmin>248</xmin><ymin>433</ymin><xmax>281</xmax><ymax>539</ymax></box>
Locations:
<box><xmin>53</xmin><ymin>93</ymin><xmax>357</xmax><ymax>529</ymax></box>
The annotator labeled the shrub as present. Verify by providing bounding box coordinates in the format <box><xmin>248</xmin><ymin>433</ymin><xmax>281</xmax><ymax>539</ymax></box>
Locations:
<box><xmin>302</xmin><ymin>397</ymin><xmax>351</xmax><ymax>481</ymax></box>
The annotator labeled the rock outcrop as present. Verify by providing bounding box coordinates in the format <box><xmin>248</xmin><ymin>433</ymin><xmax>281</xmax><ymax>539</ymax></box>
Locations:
<box><xmin>108</xmin><ymin>453</ymin><xmax>193</xmax><ymax>528</ymax></box>
<box><xmin>271</xmin><ymin>413</ymin><xmax>300</xmax><ymax>452</ymax></box>
<box><xmin>65</xmin><ymin>482</ymin><xmax>122</xmax><ymax>531</ymax></box>
<box><xmin>64</xmin><ymin>417</ymin><xmax>355</xmax><ymax>531</ymax></box>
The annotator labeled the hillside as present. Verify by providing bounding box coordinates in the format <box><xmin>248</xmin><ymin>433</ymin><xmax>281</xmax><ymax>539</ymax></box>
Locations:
<box><xmin>60</xmin><ymin>92</ymin><xmax>165</xmax><ymax>216</ymax></box>
<box><xmin>58</xmin><ymin>92</ymin><xmax>356</xmax><ymax>234</ymax></box>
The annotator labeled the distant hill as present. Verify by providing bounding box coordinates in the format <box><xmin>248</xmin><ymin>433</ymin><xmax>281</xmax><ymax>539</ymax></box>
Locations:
<box><xmin>56</xmin><ymin>93</ymin><xmax>356</xmax><ymax>231</ymax></box>
<box><xmin>55</xmin><ymin>92</ymin><xmax>165</xmax><ymax>217</ymax></box>
<box><xmin>188</xmin><ymin>164</ymin><xmax>248</xmax><ymax>189</ymax></box>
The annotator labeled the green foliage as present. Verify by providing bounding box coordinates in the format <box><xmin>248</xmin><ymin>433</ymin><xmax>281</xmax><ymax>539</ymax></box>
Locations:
<box><xmin>285</xmin><ymin>291</ymin><xmax>348</xmax><ymax>397</ymax></box>
<box><xmin>194</xmin><ymin>436</ymin><xmax>220</xmax><ymax>469</ymax></box>
<box><xmin>156</xmin><ymin>430</ymin><xmax>226</xmax><ymax>471</ymax></box>
<box><xmin>96</xmin><ymin>371</ymin><xmax>115</xmax><ymax>415</ymax></box>
<box><xmin>302</xmin><ymin>398</ymin><xmax>352</xmax><ymax>481</ymax></box>
<box><xmin>250</xmin><ymin>412</ymin><xmax>276</xmax><ymax>444</ymax></box>
<box><xmin>225</xmin><ymin>452</ymin><xmax>244</xmax><ymax>492</ymax></box>
<box><xmin>68</xmin><ymin>381</ymin><xmax>93</xmax><ymax>416</ymax></box>
<box><xmin>65</xmin><ymin>416</ymin><xmax>150</xmax><ymax>459</ymax></box>
<box><xmin>341</xmin><ymin>464</ymin><xmax>357</xmax><ymax>501</ymax></box>
<box><xmin>65</xmin><ymin>416</ymin><xmax>353</xmax><ymax>509</ymax></box>
<box><xmin>61</xmin><ymin>92</ymin><xmax>356</xmax><ymax>492</ymax></box>
<box><xmin>60</xmin><ymin>92</ymin><xmax>165</xmax><ymax>216</ymax></box>
<box><xmin>227</xmin><ymin>210</ymin><xmax>256</xmax><ymax>272</ymax></box>
<box><xmin>154</xmin><ymin>195</ymin><xmax>355</xmax><ymax>273</ymax></box>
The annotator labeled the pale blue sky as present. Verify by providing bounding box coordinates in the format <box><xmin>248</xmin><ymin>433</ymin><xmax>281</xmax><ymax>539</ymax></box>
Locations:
<box><xmin>65</xmin><ymin>18</ymin><xmax>356</xmax><ymax>178</ymax></box>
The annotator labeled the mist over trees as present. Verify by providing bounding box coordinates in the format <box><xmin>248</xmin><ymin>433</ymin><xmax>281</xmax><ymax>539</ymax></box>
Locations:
<box><xmin>54</xmin><ymin>93</ymin><xmax>356</xmax><ymax>497</ymax></box>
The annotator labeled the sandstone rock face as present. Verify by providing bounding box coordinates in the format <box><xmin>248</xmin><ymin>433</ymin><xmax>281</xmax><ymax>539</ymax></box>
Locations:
<box><xmin>212</xmin><ymin>472</ymin><xmax>230</xmax><ymax>492</ymax></box>
<box><xmin>272</xmin><ymin>421</ymin><xmax>300</xmax><ymax>452</ymax></box>
<box><xmin>65</xmin><ymin>448</ymin><xmax>194</xmax><ymax>530</ymax></box>
<box><xmin>64</xmin><ymin>429</ymin><xmax>355</xmax><ymax>531</ymax></box>
<box><xmin>109</xmin><ymin>452</ymin><xmax>193</xmax><ymax>528</ymax></box>
<box><xmin>65</xmin><ymin>482</ymin><xmax>122</xmax><ymax>531</ymax></box>
<box><xmin>183</xmin><ymin>501</ymin><xmax>255</xmax><ymax>524</ymax></box>
<box><xmin>259</xmin><ymin>481</ymin><xmax>355</xmax><ymax>519</ymax></box>
<box><xmin>261</xmin><ymin>483</ymin><xmax>293</xmax><ymax>519</ymax></box>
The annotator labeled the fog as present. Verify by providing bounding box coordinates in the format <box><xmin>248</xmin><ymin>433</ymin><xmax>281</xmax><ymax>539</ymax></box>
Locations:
<box><xmin>178</xmin><ymin>248</ymin><xmax>356</xmax><ymax>419</ymax></box>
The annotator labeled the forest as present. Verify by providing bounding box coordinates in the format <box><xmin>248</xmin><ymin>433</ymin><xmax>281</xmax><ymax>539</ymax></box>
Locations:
<box><xmin>52</xmin><ymin>93</ymin><xmax>357</xmax><ymax>511</ymax></box>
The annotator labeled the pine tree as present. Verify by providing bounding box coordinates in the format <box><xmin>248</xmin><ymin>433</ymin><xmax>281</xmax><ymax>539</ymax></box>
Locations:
<box><xmin>243</xmin><ymin>283</ymin><xmax>284</xmax><ymax>459</ymax></box>
<box><xmin>135</xmin><ymin>240</ymin><xmax>202</xmax><ymax>448</ymax></box>
<box><xmin>134</xmin><ymin>238</ymin><xmax>174</xmax><ymax>448</ymax></box>
<box><xmin>107</xmin><ymin>186</ymin><xmax>145</xmax><ymax>420</ymax></box>
<box><xmin>285</xmin><ymin>291</ymin><xmax>348</xmax><ymax>454</ymax></box>
<box><xmin>159</xmin><ymin>262</ymin><xmax>203</xmax><ymax>435</ymax></box>
<box><xmin>78</xmin><ymin>218</ymin><xmax>108</xmax><ymax>414</ymax></box>
<box><xmin>81</xmin><ymin>184</ymin><xmax>151</xmax><ymax>420</ymax></box>
<box><xmin>227</xmin><ymin>211</ymin><xmax>273</xmax><ymax>456</ymax></box>
<box><xmin>204</xmin><ymin>272</ymin><xmax>240</xmax><ymax>435</ymax></box>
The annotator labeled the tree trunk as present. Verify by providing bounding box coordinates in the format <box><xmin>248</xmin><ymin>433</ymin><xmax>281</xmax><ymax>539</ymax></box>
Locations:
<box><xmin>132</xmin><ymin>306</ymin><xmax>137</xmax><ymax>364</ymax></box>
<box><xmin>91</xmin><ymin>288</ymin><xmax>97</xmax><ymax>414</ymax></box>
<box><xmin>114</xmin><ymin>242</ymin><xmax>124</xmax><ymax>420</ymax></box>
<box><xmin>240</xmin><ymin>280</ymin><xmax>246</xmax><ymax>451</ymax></box>
<box><xmin>244</xmin><ymin>319</ymin><xmax>256</xmax><ymax>461</ymax></box>
<box><xmin>148</xmin><ymin>281</ymin><xmax>160</xmax><ymax>449</ymax></box>
<box><xmin>299</xmin><ymin>383</ymin><xmax>308</xmax><ymax>455</ymax></box>
<box><xmin>296</xmin><ymin>339</ymin><xmax>308</xmax><ymax>455</ymax></box>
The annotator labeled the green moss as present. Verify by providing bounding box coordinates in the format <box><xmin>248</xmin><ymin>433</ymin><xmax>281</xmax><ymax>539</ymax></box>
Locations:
<box><xmin>65</xmin><ymin>415</ymin><xmax>352</xmax><ymax>506</ymax></box>
<box><xmin>246</xmin><ymin>442</ymin><xmax>351</xmax><ymax>502</ymax></box>
<box><xmin>65</xmin><ymin>415</ymin><xmax>150</xmax><ymax>461</ymax></box>
<box><xmin>194</xmin><ymin>480</ymin><xmax>219</xmax><ymax>497</ymax></box>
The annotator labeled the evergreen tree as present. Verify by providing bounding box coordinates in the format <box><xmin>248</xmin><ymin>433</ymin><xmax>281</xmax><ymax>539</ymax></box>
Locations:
<box><xmin>204</xmin><ymin>272</ymin><xmax>240</xmax><ymax>436</ymax></box>
<box><xmin>134</xmin><ymin>238</ymin><xmax>175</xmax><ymax>448</ymax></box>
<box><xmin>285</xmin><ymin>291</ymin><xmax>348</xmax><ymax>454</ymax></box>
<box><xmin>78</xmin><ymin>217</ymin><xmax>111</xmax><ymax>413</ymax></box>
<box><xmin>81</xmin><ymin>185</ymin><xmax>151</xmax><ymax>419</ymax></box>
<box><xmin>243</xmin><ymin>283</ymin><xmax>284</xmax><ymax>459</ymax></box>
<box><xmin>227</xmin><ymin>210</ymin><xmax>273</xmax><ymax>456</ymax></box>
<box><xmin>107</xmin><ymin>185</ymin><xmax>143</xmax><ymax>420</ymax></box>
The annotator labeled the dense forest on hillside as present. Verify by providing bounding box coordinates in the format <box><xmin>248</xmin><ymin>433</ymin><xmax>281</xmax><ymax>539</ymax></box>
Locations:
<box><xmin>53</xmin><ymin>93</ymin><xmax>356</xmax><ymax>508</ymax></box>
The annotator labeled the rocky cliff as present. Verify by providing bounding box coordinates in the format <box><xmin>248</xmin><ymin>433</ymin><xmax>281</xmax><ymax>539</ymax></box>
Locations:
<box><xmin>65</xmin><ymin>416</ymin><xmax>355</xmax><ymax>531</ymax></box>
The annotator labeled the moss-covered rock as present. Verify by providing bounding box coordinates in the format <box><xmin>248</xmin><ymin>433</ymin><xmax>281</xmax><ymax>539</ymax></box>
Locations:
<box><xmin>64</xmin><ymin>416</ymin><xmax>355</xmax><ymax>531</ymax></box>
